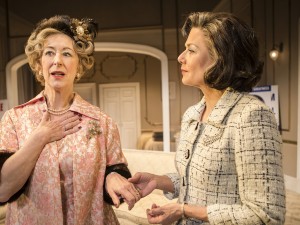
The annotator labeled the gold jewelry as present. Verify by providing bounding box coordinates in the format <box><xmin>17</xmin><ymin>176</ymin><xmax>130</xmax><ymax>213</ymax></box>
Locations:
<box><xmin>135</xmin><ymin>189</ymin><xmax>141</xmax><ymax>198</ymax></box>
<box><xmin>47</xmin><ymin>106</ymin><xmax>70</xmax><ymax>115</ymax></box>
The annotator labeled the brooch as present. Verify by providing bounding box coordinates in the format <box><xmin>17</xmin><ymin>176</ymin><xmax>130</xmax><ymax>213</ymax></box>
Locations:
<box><xmin>87</xmin><ymin>120</ymin><xmax>102</xmax><ymax>139</ymax></box>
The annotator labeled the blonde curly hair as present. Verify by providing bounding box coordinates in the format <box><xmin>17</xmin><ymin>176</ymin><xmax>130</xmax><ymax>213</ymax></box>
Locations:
<box><xmin>24</xmin><ymin>15</ymin><xmax>98</xmax><ymax>85</ymax></box>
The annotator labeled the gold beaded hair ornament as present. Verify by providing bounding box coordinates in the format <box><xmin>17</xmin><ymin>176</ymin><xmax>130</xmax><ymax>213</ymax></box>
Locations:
<box><xmin>70</xmin><ymin>17</ymin><xmax>98</xmax><ymax>50</ymax></box>
<box><xmin>33</xmin><ymin>15</ymin><xmax>98</xmax><ymax>52</ymax></box>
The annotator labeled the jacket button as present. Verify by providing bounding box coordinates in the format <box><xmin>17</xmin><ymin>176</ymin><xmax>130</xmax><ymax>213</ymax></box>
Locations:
<box><xmin>185</xmin><ymin>149</ymin><xmax>190</xmax><ymax>159</ymax></box>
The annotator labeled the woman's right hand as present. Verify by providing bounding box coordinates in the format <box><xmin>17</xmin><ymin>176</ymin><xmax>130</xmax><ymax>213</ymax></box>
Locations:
<box><xmin>147</xmin><ymin>203</ymin><xmax>182</xmax><ymax>225</ymax></box>
<box><xmin>128</xmin><ymin>172</ymin><xmax>157</xmax><ymax>198</ymax></box>
<box><xmin>35</xmin><ymin>111</ymin><xmax>82</xmax><ymax>144</ymax></box>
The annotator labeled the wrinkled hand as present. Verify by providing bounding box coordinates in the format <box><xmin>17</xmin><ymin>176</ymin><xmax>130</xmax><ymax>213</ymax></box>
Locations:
<box><xmin>106</xmin><ymin>172</ymin><xmax>141</xmax><ymax>210</ymax></box>
<box><xmin>35</xmin><ymin>111</ymin><xmax>82</xmax><ymax>144</ymax></box>
<box><xmin>147</xmin><ymin>203</ymin><xmax>182</xmax><ymax>225</ymax></box>
<box><xmin>128</xmin><ymin>172</ymin><xmax>157</xmax><ymax>198</ymax></box>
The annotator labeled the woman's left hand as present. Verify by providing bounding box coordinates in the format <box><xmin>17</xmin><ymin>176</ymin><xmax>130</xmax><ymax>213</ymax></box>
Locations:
<box><xmin>146</xmin><ymin>203</ymin><xmax>182</xmax><ymax>225</ymax></box>
<box><xmin>105</xmin><ymin>172</ymin><xmax>141</xmax><ymax>210</ymax></box>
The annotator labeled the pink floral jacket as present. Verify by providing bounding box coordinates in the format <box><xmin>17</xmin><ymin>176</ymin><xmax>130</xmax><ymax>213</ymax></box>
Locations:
<box><xmin>0</xmin><ymin>92</ymin><xmax>127</xmax><ymax>225</ymax></box>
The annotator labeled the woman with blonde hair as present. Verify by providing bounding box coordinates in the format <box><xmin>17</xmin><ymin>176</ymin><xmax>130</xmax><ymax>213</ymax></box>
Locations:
<box><xmin>0</xmin><ymin>15</ymin><xmax>140</xmax><ymax>224</ymax></box>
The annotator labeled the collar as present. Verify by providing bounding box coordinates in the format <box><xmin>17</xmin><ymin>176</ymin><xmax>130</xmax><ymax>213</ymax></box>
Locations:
<box><xmin>15</xmin><ymin>91</ymin><xmax>101</xmax><ymax>121</ymax></box>
<box><xmin>185</xmin><ymin>88</ymin><xmax>243</xmax><ymax>125</ymax></box>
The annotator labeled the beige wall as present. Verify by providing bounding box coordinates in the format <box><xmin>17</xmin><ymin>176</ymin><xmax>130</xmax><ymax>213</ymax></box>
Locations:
<box><xmin>1</xmin><ymin>0</ymin><xmax>298</xmax><ymax>177</ymax></box>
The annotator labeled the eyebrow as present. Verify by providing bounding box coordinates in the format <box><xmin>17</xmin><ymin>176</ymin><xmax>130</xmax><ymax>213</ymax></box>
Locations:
<box><xmin>44</xmin><ymin>46</ymin><xmax>75</xmax><ymax>52</ymax></box>
<box><xmin>186</xmin><ymin>43</ymin><xmax>199</xmax><ymax>49</ymax></box>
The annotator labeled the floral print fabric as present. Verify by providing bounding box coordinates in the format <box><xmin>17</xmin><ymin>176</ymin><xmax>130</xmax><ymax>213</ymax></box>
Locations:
<box><xmin>0</xmin><ymin>92</ymin><xmax>127</xmax><ymax>225</ymax></box>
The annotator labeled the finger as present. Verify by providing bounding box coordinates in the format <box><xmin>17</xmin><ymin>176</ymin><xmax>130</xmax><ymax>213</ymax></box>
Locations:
<box><xmin>146</xmin><ymin>209</ymin><xmax>154</xmax><ymax>219</ymax></box>
<box><xmin>41</xmin><ymin>110</ymin><xmax>50</xmax><ymax>122</ymax></box>
<box><xmin>109</xmin><ymin>191</ymin><xmax>122</xmax><ymax>208</ymax></box>
<box><xmin>127</xmin><ymin>201</ymin><xmax>135</xmax><ymax>211</ymax></box>
<box><xmin>62</xmin><ymin>111</ymin><xmax>79</xmax><ymax>119</ymax></box>
<box><xmin>128</xmin><ymin>173</ymin><xmax>141</xmax><ymax>183</ymax></box>
<box><xmin>64</xmin><ymin>125</ymin><xmax>82</xmax><ymax>135</ymax></box>
<box><xmin>151</xmin><ymin>203</ymin><xmax>159</xmax><ymax>209</ymax></box>
<box><xmin>120</xmin><ymin>192</ymin><xmax>137</xmax><ymax>210</ymax></box>
<box><xmin>131</xmin><ymin>186</ymin><xmax>142</xmax><ymax>201</ymax></box>
<box><xmin>148</xmin><ymin>208</ymin><xmax>163</xmax><ymax>218</ymax></box>
<box><xmin>142</xmin><ymin>181</ymin><xmax>157</xmax><ymax>197</ymax></box>
<box><xmin>135</xmin><ymin>186</ymin><xmax>142</xmax><ymax>198</ymax></box>
<box><xmin>64</xmin><ymin>119</ymin><xmax>82</xmax><ymax>132</ymax></box>
<box><xmin>60</xmin><ymin>113</ymin><xmax>82</xmax><ymax>134</ymax></box>
<box><xmin>147</xmin><ymin>209</ymin><xmax>160</xmax><ymax>222</ymax></box>
<box><xmin>55</xmin><ymin>112</ymin><xmax>79</xmax><ymax>124</ymax></box>
<box><xmin>146</xmin><ymin>208</ymin><xmax>151</xmax><ymax>214</ymax></box>
<box><xmin>125</xmin><ymin>185</ymin><xmax>141</xmax><ymax>200</ymax></box>
<box><xmin>61</xmin><ymin>113</ymin><xmax>81</xmax><ymax>124</ymax></box>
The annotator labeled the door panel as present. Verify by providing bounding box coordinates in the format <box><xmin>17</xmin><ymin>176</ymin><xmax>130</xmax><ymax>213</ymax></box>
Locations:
<box><xmin>100</xmin><ymin>83</ymin><xmax>141</xmax><ymax>149</ymax></box>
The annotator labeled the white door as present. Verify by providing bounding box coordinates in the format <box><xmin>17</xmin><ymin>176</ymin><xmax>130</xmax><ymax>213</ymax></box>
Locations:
<box><xmin>99</xmin><ymin>83</ymin><xmax>141</xmax><ymax>149</ymax></box>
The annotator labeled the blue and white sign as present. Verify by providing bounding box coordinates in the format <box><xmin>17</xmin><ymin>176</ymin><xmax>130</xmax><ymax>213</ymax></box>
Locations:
<box><xmin>250</xmin><ymin>85</ymin><xmax>280</xmax><ymax>126</ymax></box>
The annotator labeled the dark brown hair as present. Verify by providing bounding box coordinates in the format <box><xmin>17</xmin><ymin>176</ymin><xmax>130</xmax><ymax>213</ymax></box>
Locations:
<box><xmin>182</xmin><ymin>12</ymin><xmax>264</xmax><ymax>92</ymax></box>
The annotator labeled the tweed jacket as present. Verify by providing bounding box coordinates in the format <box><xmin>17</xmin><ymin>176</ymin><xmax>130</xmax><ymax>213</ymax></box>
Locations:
<box><xmin>165</xmin><ymin>88</ymin><xmax>286</xmax><ymax>225</ymax></box>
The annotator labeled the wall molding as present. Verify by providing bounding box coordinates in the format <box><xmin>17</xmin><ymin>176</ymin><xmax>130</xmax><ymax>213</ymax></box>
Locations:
<box><xmin>6</xmin><ymin>42</ymin><xmax>171</xmax><ymax>152</ymax></box>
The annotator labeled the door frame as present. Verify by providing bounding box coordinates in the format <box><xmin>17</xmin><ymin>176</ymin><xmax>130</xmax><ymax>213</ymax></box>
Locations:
<box><xmin>297</xmin><ymin>19</ymin><xmax>300</xmax><ymax>179</ymax></box>
<box><xmin>6</xmin><ymin>42</ymin><xmax>171</xmax><ymax>152</ymax></box>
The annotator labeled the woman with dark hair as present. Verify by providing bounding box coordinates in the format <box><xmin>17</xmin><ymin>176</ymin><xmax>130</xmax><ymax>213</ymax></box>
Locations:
<box><xmin>130</xmin><ymin>12</ymin><xmax>285</xmax><ymax>224</ymax></box>
<box><xmin>0</xmin><ymin>15</ymin><xmax>140</xmax><ymax>224</ymax></box>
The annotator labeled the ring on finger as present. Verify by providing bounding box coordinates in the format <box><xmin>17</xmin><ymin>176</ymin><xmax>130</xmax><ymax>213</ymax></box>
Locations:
<box><xmin>135</xmin><ymin>190</ymin><xmax>141</xmax><ymax>198</ymax></box>
<box><xmin>136</xmin><ymin>187</ymin><xmax>141</xmax><ymax>194</ymax></box>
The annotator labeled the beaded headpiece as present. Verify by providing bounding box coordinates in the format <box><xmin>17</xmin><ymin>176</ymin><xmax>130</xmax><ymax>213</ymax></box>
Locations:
<box><xmin>32</xmin><ymin>15</ymin><xmax>98</xmax><ymax>48</ymax></box>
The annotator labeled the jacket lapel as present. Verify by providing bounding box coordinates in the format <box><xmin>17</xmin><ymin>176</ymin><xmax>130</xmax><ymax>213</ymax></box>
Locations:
<box><xmin>201</xmin><ymin>89</ymin><xmax>243</xmax><ymax>146</ymax></box>
<box><xmin>207</xmin><ymin>88</ymin><xmax>243</xmax><ymax>125</ymax></box>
